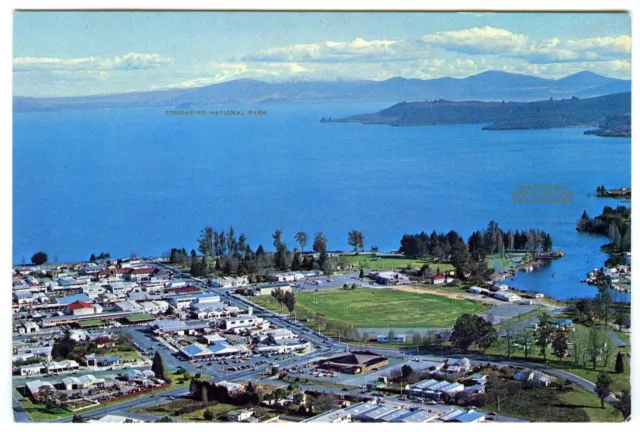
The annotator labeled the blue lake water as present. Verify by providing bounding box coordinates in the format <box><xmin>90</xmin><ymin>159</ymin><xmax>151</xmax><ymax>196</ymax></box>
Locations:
<box><xmin>13</xmin><ymin>101</ymin><xmax>631</xmax><ymax>300</ymax></box>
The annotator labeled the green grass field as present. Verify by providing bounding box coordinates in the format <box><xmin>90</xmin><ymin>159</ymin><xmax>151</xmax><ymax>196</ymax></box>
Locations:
<box><xmin>254</xmin><ymin>288</ymin><xmax>486</xmax><ymax>328</ymax></box>
<box><xmin>483</xmin><ymin>385</ymin><xmax>621</xmax><ymax>422</ymax></box>
<box><xmin>340</xmin><ymin>255</ymin><xmax>454</xmax><ymax>272</ymax></box>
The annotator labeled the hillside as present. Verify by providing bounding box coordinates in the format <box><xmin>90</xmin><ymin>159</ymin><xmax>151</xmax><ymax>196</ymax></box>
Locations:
<box><xmin>331</xmin><ymin>92</ymin><xmax>631</xmax><ymax>132</ymax></box>
<box><xmin>14</xmin><ymin>71</ymin><xmax>630</xmax><ymax>113</ymax></box>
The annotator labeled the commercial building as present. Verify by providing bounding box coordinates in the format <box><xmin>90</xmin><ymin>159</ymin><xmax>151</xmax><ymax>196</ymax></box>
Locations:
<box><xmin>224</xmin><ymin>315</ymin><xmax>261</xmax><ymax>330</ymax></box>
<box><xmin>369</xmin><ymin>271</ymin><xmax>411</xmax><ymax>285</ymax></box>
<box><xmin>319</xmin><ymin>350</ymin><xmax>389</xmax><ymax>374</ymax></box>
<box><xmin>250</xmin><ymin>283</ymin><xmax>291</xmax><ymax>296</ymax></box>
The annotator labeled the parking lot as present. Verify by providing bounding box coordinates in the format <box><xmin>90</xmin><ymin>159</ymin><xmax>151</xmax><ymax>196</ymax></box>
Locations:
<box><xmin>477</xmin><ymin>303</ymin><xmax>540</xmax><ymax>324</ymax></box>
<box><xmin>293</xmin><ymin>272</ymin><xmax>381</xmax><ymax>292</ymax></box>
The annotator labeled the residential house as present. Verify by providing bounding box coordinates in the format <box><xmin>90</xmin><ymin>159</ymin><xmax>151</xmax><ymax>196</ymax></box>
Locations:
<box><xmin>227</xmin><ymin>409</ymin><xmax>253</xmax><ymax>422</ymax></box>
<box><xmin>513</xmin><ymin>368</ymin><xmax>553</xmax><ymax>387</ymax></box>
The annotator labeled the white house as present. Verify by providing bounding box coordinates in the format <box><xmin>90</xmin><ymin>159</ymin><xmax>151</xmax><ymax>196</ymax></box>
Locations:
<box><xmin>493</xmin><ymin>292</ymin><xmax>521</xmax><ymax>302</ymax></box>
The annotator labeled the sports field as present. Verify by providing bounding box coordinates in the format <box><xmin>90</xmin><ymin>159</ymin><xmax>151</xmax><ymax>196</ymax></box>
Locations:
<box><xmin>253</xmin><ymin>288</ymin><xmax>486</xmax><ymax>328</ymax></box>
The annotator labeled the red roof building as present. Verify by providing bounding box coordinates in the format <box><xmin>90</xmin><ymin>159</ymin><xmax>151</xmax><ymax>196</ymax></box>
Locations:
<box><xmin>174</xmin><ymin>285</ymin><xmax>200</xmax><ymax>294</ymax></box>
<box><xmin>66</xmin><ymin>300</ymin><xmax>96</xmax><ymax>315</ymax></box>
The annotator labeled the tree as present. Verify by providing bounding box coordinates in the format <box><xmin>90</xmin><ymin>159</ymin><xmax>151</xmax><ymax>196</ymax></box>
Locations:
<box><xmin>536</xmin><ymin>312</ymin><xmax>553</xmax><ymax>361</ymax></box>
<box><xmin>503</xmin><ymin>326</ymin><xmax>516</xmax><ymax>359</ymax></box>
<box><xmin>506</xmin><ymin>230</ymin><xmax>515</xmax><ymax>251</ymax></box>
<box><xmin>291</xmin><ymin>252</ymin><xmax>302</xmax><ymax>271</ymax></box>
<box><xmin>203</xmin><ymin>408</ymin><xmax>215</xmax><ymax>421</ymax></box>
<box><xmin>151</xmin><ymin>351</ymin><xmax>166</xmax><ymax>380</ymax></box>
<box><xmin>38</xmin><ymin>385</ymin><xmax>57</xmax><ymax>409</ymax></box>
<box><xmin>295</xmin><ymin>232</ymin><xmax>308</xmax><ymax>251</ymax></box>
<box><xmin>90</xmin><ymin>253</ymin><xmax>96</xmax><ymax>262</ymax></box>
<box><xmin>359</xmin><ymin>269</ymin><xmax>364</xmax><ymax>279</ymax></box>
<box><xmin>347</xmin><ymin>230</ymin><xmax>365</xmax><ymax>252</ymax></box>
<box><xmin>450</xmin><ymin>314</ymin><xmax>478</xmax><ymax>352</ymax></box>
<box><xmin>520</xmin><ymin>328</ymin><xmax>533</xmax><ymax>360</ymax></box>
<box><xmin>587</xmin><ymin>327</ymin><xmax>607</xmax><ymax>370</ymax></box>
<box><xmin>313</xmin><ymin>394</ymin><xmax>337</xmax><ymax>412</ymax></box>
<box><xmin>476</xmin><ymin>319</ymin><xmax>497</xmax><ymax>353</ymax></box>
<box><xmin>614</xmin><ymin>312</ymin><xmax>630</xmax><ymax>330</ymax></box>
<box><xmin>615</xmin><ymin>389</ymin><xmax>631</xmax><ymax>419</ymax></box>
<box><xmin>31</xmin><ymin>251</ymin><xmax>48</xmax><ymax>265</ymax></box>
<box><xmin>595</xmin><ymin>286</ymin><xmax>613</xmax><ymax>326</ymax></box>
<box><xmin>313</xmin><ymin>232</ymin><xmax>327</xmax><ymax>253</ymax></box>
<box><xmin>400</xmin><ymin>364</ymin><xmax>413</xmax><ymax>379</ymax></box>
<box><xmin>283</xmin><ymin>291</ymin><xmax>297</xmax><ymax>314</ymax></box>
<box><xmin>594</xmin><ymin>372</ymin><xmax>613</xmax><ymax>408</ymax></box>
<box><xmin>552</xmin><ymin>331</ymin><xmax>568</xmax><ymax>361</ymax></box>
<box><xmin>412</xmin><ymin>332</ymin><xmax>422</xmax><ymax>347</ymax></box>
<box><xmin>615</xmin><ymin>351</ymin><xmax>624</xmax><ymax>374</ymax></box>
<box><xmin>155</xmin><ymin>416</ymin><xmax>173</xmax><ymax>423</ymax></box>
<box><xmin>72</xmin><ymin>414</ymin><xmax>86</xmax><ymax>423</ymax></box>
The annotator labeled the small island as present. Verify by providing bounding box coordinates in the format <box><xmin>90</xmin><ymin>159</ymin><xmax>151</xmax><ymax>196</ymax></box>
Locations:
<box><xmin>594</xmin><ymin>185</ymin><xmax>631</xmax><ymax>199</ymax></box>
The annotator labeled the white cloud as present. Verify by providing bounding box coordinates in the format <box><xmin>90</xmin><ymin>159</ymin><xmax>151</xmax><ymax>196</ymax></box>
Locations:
<box><xmin>13</xmin><ymin>52</ymin><xmax>175</xmax><ymax>71</ymax></box>
<box><xmin>421</xmin><ymin>26</ymin><xmax>530</xmax><ymax>55</ymax></box>
<box><xmin>419</xmin><ymin>27</ymin><xmax>631</xmax><ymax>64</ymax></box>
<box><xmin>241</xmin><ymin>38</ymin><xmax>401</xmax><ymax>62</ymax></box>
<box><xmin>13</xmin><ymin>27</ymin><xmax>631</xmax><ymax>96</ymax></box>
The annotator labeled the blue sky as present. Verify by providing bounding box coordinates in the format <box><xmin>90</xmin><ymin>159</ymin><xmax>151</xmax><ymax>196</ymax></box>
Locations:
<box><xmin>13</xmin><ymin>12</ymin><xmax>631</xmax><ymax>97</ymax></box>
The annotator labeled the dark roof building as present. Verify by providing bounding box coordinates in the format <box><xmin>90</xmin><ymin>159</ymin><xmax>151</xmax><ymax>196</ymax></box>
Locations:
<box><xmin>319</xmin><ymin>349</ymin><xmax>389</xmax><ymax>374</ymax></box>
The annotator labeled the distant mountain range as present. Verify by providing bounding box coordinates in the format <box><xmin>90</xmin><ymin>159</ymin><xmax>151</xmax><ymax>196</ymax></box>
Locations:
<box><xmin>329</xmin><ymin>92</ymin><xmax>631</xmax><ymax>134</ymax></box>
<box><xmin>13</xmin><ymin>70</ymin><xmax>630</xmax><ymax>113</ymax></box>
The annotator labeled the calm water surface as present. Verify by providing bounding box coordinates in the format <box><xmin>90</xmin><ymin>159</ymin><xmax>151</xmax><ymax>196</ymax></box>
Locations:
<box><xmin>13</xmin><ymin>101</ymin><xmax>631</xmax><ymax>300</ymax></box>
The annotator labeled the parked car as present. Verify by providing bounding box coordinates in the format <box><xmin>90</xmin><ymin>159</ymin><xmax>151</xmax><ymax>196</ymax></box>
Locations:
<box><xmin>486</xmin><ymin>412</ymin><xmax>497</xmax><ymax>421</ymax></box>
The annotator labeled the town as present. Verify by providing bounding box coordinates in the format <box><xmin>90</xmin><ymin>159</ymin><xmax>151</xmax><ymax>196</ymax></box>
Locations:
<box><xmin>12</xmin><ymin>239</ymin><xmax>631</xmax><ymax>423</ymax></box>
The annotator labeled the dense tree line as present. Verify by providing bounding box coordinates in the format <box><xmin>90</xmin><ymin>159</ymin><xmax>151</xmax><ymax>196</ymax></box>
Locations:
<box><xmin>577</xmin><ymin>206</ymin><xmax>631</xmax><ymax>252</ymax></box>
<box><xmin>175</xmin><ymin>227</ymin><xmax>340</xmax><ymax>279</ymax></box>
<box><xmin>400</xmin><ymin>221</ymin><xmax>553</xmax><ymax>264</ymax></box>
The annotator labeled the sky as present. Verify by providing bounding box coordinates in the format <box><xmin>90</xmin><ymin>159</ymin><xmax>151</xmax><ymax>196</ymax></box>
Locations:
<box><xmin>13</xmin><ymin>11</ymin><xmax>631</xmax><ymax>97</ymax></box>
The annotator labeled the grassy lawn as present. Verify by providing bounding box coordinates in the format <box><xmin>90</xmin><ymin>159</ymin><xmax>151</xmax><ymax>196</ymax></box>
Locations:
<box><xmin>105</xmin><ymin>349</ymin><xmax>143</xmax><ymax>362</ymax></box>
<box><xmin>494</xmin><ymin>306</ymin><xmax>545</xmax><ymax>331</ymax></box>
<box><xmin>484</xmin><ymin>385</ymin><xmax>621</xmax><ymax>422</ymax></box>
<box><xmin>254</xmin><ymin>288</ymin><xmax>487</xmax><ymax>328</ymax></box>
<box><xmin>16</xmin><ymin>398</ymin><xmax>73</xmax><ymax>422</ymax></box>
<box><xmin>341</xmin><ymin>255</ymin><xmax>454</xmax><ymax>272</ymax></box>
<box><xmin>559</xmin><ymin>385</ymin><xmax>621</xmax><ymax>422</ymax></box>
<box><xmin>485</xmin><ymin>324</ymin><xmax>630</xmax><ymax>393</ymax></box>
